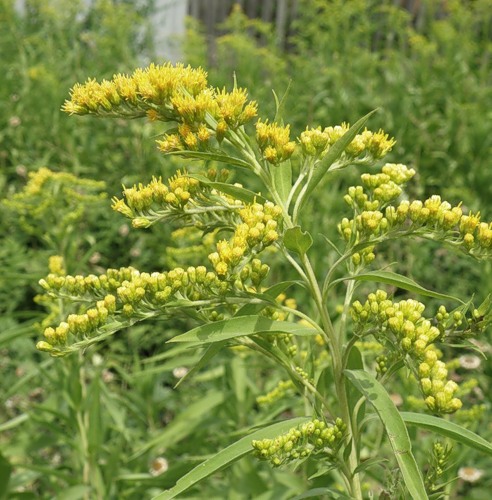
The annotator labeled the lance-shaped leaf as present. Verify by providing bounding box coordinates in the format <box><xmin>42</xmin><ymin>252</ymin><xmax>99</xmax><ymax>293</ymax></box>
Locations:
<box><xmin>304</xmin><ymin>110</ymin><xmax>377</xmax><ymax>199</ymax></box>
<box><xmin>345</xmin><ymin>369</ymin><xmax>428</xmax><ymax>500</ymax></box>
<box><xmin>271</xmin><ymin>158</ymin><xmax>292</xmax><ymax>205</ymax></box>
<box><xmin>152</xmin><ymin>417</ymin><xmax>309</xmax><ymax>500</ymax></box>
<box><xmin>401</xmin><ymin>412</ymin><xmax>492</xmax><ymax>456</ymax></box>
<box><xmin>188</xmin><ymin>173</ymin><xmax>267</xmax><ymax>204</ymax></box>
<box><xmin>167</xmin><ymin>150</ymin><xmax>253</xmax><ymax>170</ymax></box>
<box><xmin>333</xmin><ymin>270</ymin><xmax>464</xmax><ymax>303</ymax></box>
<box><xmin>169</xmin><ymin>315</ymin><xmax>319</xmax><ymax>344</ymax></box>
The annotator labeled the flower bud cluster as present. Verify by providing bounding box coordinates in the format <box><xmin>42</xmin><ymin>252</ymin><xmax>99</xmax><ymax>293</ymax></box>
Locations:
<box><xmin>208</xmin><ymin>201</ymin><xmax>282</xmax><ymax>278</ymax></box>
<box><xmin>256</xmin><ymin>120</ymin><xmax>296</xmax><ymax>165</ymax></box>
<box><xmin>351</xmin><ymin>290</ymin><xmax>462</xmax><ymax>414</ymax></box>
<box><xmin>343</xmin><ymin>164</ymin><xmax>415</xmax><ymax>213</ymax></box>
<box><xmin>454</xmin><ymin>404</ymin><xmax>486</xmax><ymax>425</ymax></box>
<box><xmin>340</xmin><ymin>165</ymin><xmax>492</xmax><ymax>260</ymax></box>
<box><xmin>37</xmin><ymin>265</ymin><xmax>229</xmax><ymax>355</ymax></box>
<box><xmin>48</xmin><ymin>255</ymin><xmax>66</xmax><ymax>276</ymax></box>
<box><xmin>252</xmin><ymin>418</ymin><xmax>346</xmax><ymax>467</ymax></box>
<box><xmin>112</xmin><ymin>171</ymin><xmax>200</xmax><ymax>228</ymax></box>
<box><xmin>425</xmin><ymin>441</ymin><xmax>452</xmax><ymax>493</ymax></box>
<box><xmin>433</xmin><ymin>305</ymin><xmax>488</xmax><ymax>339</ymax></box>
<box><xmin>237</xmin><ymin>259</ymin><xmax>271</xmax><ymax>288</ymax></box>
<box><xmin>299</xmin><ymin>125</ymin><xmax>396</xmax><ymax>163</ymax></box>
<box><xmin>256</xmin><ymin>380</ymin><xmax>295</xmax><ymax>407</ymax></box>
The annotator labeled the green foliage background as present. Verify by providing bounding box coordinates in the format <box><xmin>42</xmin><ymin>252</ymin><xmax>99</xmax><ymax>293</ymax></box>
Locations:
<box><xmin>1</xmin><ymin>0</ymin><xmax>491</xmax><ymax>498</ymax></box>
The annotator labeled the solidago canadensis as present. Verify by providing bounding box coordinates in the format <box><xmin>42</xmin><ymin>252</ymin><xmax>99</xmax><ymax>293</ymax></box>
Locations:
<box><xmin>36</xmin><ymin>62</ymin><xmax>491</xmax><ymax>498</ymax></box>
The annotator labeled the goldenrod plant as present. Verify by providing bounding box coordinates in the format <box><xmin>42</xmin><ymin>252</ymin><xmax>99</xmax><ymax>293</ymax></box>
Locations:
<box><xmin>36</xmin><ymin>63</ymin><xmax>492</xmax><ymax>499</ymax></box>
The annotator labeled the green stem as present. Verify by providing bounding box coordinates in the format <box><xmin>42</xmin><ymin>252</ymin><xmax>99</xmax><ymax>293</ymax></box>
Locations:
<box><xmin>299</xmin><ymin>253</ymin><xmax>363</xmax><ymax>499</ymax></box>
<box><xmin>76</xmin><ymin>352</ymin><xmax>93</xmax><ymax>500</ymax></box>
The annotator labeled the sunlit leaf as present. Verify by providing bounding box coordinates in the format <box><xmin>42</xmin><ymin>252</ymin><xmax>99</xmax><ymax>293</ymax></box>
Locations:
<box><xmin>169</xmin><ymin>315</ymin><xmax>318</xmax><ymax>344</ymax></box>
<box><xmin>345</xmin><ymin>370</ymin><xmax>428</xmax><ymax>500</ymax></box>
<box><xmin>402</xmin><ymin>412</ymin><xmax>492</xmax><ymax>456</ymax></box>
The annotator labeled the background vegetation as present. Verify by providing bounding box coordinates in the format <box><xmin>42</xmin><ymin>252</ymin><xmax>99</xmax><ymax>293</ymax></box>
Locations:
<box><xmin>1</xmin><ymin>0</ymin><xmax>491</xmax><ymax>498</ymax></box>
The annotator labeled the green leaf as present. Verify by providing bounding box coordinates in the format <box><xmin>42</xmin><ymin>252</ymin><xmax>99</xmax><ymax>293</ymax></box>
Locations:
<box><xmin>475</xmin><ymin>293</ymin><xmax>491</xmax><ymax>317</ymax></box>
<box><xmin>345</xmin><ymin>369</ymin><xmax>428</xmax><ymax>500</ymax></box>
<box><xmin>169</xmin><ymin>315</ymin><xmax>318</xmax><ymax>344</ymax></box>
<box><xmin>320</xmin><ymin>234</ymin><xmax>343</xmax><ymax>256</ymax></box>
<box><xmin>341</xmin><ymin>270</ymin><xmax>464</xmax><ymax>303</ymax></box>
<box><xmin>353</xmin><ymin>457</ymin><xmax>388</xmax><ymax>475</ymax></box>
<box><xmin>272</xmin><ymin>82</ymin><xmax>292</xmax><ymax>123</ymax></box>
<box><xmin>0</xmin><ymin>414</ymin><xmax>29</xmax><ymax>433</ymax></box>
<box><xmin>188</xmin><ymin>174</ymin><xmax>267</xmax><ymax>204</ymax></box>
<box><xmin>271</xmin><ymin>159</ymin><xmax>292</xmax><ymax>205</ymax></box>
<box><xmin>151</xmin><ymin>417</ymin><xmax>309</xmax><ymax>500</ymax></box>
<box><xmin>130</xmin><ymin>390</ymin><xmax>224</xmax><ymax>460</ymax></box>
<box><xmin>0</xmin><ymin>453</ymin><xmax>12</xmax><ymax>499</ymax></box>
<box><xmin>283</xmin><ymin>226</ymin><xmax>313</xmax><ymax>255</ymax></box>
<box><xmin>305</xmin><ymin>110</ymin><xmax>377</xmax><ymax>198</ymax></box>
<box><xmin>401</xmin><ymin>412</ymin><xmax>492</xmax><ymax>456</ymax></box>
<box><xmin>166</xmin><ymin>150</ymin><xmax>253</xmax><ymax>170</ymax></box>
<box><xmin>346</xmin><ymin>346</ymin><xmax>365</xmax><ymax>427</ymax></box>
<box><xmin>86</xmin><ymin>377</ymin><xmax>102</xmax><ymax>454</ymax></box>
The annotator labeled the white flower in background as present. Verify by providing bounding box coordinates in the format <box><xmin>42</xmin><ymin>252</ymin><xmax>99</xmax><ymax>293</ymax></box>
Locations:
<box><xmin>458</xmin><ymin>466</ymin><xmax>483</xmax><ymax>483</ymax></box>
<box><xmin>92</xmin><ymin>353</ymin><xmax>103</xmax><ymax>366</ymax></box>
<box><xmin>150</xmin><ymin>457</ymin><xmax>169</xmax><ymax>476</ymax></box>
<box><xmin>458</xmin><ymin>355</ymin><xmax>481</xmax><ymax>370</ymax></box>
<box><xmin>173</xmin><ymin>366</ymin><xmax>189</xmax><ymax>379</ymax></box>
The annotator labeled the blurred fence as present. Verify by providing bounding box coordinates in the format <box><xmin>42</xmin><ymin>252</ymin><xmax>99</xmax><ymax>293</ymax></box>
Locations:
<box><xmin>13</xmin><ymin>0</ymin><xmax>452</xmax><ymax>62</ymax></box>
<box><xmin>186</xmin><ymin>0</ymin><xmax>450</xmax><ymax>49</ymax></box>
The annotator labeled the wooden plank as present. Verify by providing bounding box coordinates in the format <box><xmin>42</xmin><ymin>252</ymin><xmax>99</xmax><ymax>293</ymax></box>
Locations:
<box><xmin>261</xmin><ymin>0</ymin><xmax>275</xmax><ymax>23</ymax></box>
<box><xmin>276</xmin><ymin>0</ymin><xmax>288</xmax><ymax>49</ymax></box>
<box><xmin>188</xmin><ymin>0</ymin><xmax>200</xmax><ymax>18</ymax></box>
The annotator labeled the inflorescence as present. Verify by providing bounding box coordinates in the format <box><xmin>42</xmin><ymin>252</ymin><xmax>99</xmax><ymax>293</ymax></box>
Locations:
<box><xmin>351</xmin><ymin>290</ymin><xmax>462</xmax><ymax>414</ymax></box>
<box><xmin>339</xmin><ymin>163</ymin><xmax>492</xmax><ymax>263</ymax></box>
<box><xmin>252</xmin><ymin>418</ymin><xmax>346</xmax><ymax>467</ymax></box>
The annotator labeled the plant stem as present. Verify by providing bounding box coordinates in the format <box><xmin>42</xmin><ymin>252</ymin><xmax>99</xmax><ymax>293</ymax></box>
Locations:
<box><xmin>76</xmin><ymin>352</ymin><xmax>92</xmax><ymax>500</ymax></box>
<box><xmin>300</xmin><ymin>253</ymin><xmax>363</xmax><ymax>499</ymax></box>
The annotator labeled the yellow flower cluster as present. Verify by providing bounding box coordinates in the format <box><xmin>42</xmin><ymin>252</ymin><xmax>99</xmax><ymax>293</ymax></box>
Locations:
<box><xmin>256</xmin><ymin>120</ymin><xmax>296</xmax><ymax>165</ymax></box>
<box><xmin>208</xmin><ymin>201</ymin><xmax>282</xmax><ymax>278</ymax></box>
<box><xmin>62</xmin><ymin>63</ymin><xmax>208</xmax><ymax>116</ymax></box>
<box><xmin>214</xmin><ymin>87</ymin><xmax>258</xmax><ymax>129</ymax></box>
<box><xmin>37</xmin><ymin>265</ymin><xmax>228</xmax><ymax>355</ymax></box>
<box><xmin>252</xmin><ymin>418</ymin><xmax>346</xmax><ymax>467</ymax></box>
<box><xmin>63</xmin><ymin>63</ymin><xmax>258</xmax><ymax>153</ymax></box>
<box><xmin>3</xmin><ymin>167</ymin><xmax>106</xmax><ymax>235</ymax></box>
<box><xmin>256</xmin><ymin>380</ymin><xmax>295</xmax><ymax>406</ymax></box>
<box><xmin>299</xmin><ymin>125</ymin><xmax>396</xmax><ymax>162</ymax></box>
<box><xmin>351</xmin><ymin>290</ymin><xmax>462</xmax><ymax>414</ymax></box>
<box><xmin>112</xmin><ymin>171</ymin><xmax>200</xmax><ymax>228</ymax></box>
